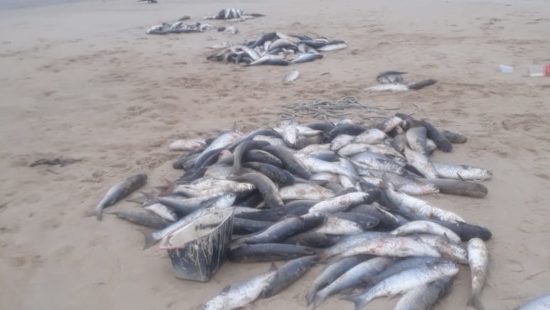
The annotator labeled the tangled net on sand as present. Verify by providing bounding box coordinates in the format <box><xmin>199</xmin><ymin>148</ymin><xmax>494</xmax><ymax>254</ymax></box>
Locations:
<box><xmin>279</xmin><ymin>96</ymin><xmax>396</xmax><ymax>120</ymax></box>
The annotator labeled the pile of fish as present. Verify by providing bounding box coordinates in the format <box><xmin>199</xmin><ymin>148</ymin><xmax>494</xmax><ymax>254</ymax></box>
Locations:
<box><xmin>147</xmin><ymin>18</ymin><xmax>213</xmax><ymax>35</ymax></box>
<box><xmin>95</xmin><ymin>110</ymin><xmax>506</xmax><ymax>309</ymax></box>
<box><xmin>207</xmin><ymin>32</ymin><xmax>347</xmax><ymax>66</ymax></box>
<box><xmin>204</xmin><ymin>8</ymin><xmax>265</xmax><ymax>21</ymax></box>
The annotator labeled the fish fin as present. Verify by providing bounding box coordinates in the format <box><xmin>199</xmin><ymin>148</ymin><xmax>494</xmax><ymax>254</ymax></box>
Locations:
<box><xmin>138</xmin><ymin>228</ymin><xmax>158</xmax><ymax>250</ymax></box>
<box><xmin>221</xmin><ymin>285</ymin><xmax>232</xmax><ymax>294</ymax></box>
<box><xmin>269</xmin><ymin>262</ymin><xmax>278</xmax><ymax>272</ymax></box>
<box><xmin>457</xmin><ymin>172</ymin><xmax>466</xmax><ymax>182</ymax></box>
<box><xmin>467</xmin><ymin>294</ymin><xmax>485</xmax><ymax>310</ymax></box>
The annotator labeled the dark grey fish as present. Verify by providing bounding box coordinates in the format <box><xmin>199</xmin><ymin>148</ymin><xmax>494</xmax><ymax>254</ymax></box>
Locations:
<box><xmin>244</xmin><ymin>149</ymin><xmax>284</xmax><ymax>168</ymax></box>
<box><xmin>306</xmin><ymin>255</ymin><xmax>368</xmax><ymax>305</ymax></box>
<box><xmin>230</xmin><ymin>172</ymin><xmax>284</xmax><ymax>209</ymax></box>
<box><xmin>300</xmin><ymin>38</ymin><xmax>329</xmax><ymax>48</ymax></box>
<box><xmin>227</xmin><ymin>128</ymin><xmax>283</xmax><ymax>151</ymax></box>
<box><xmin>235</xmin><ymin>191</ymin><xmax>264</xmax><ymax>208</ymax></box>
<box><xmin>233</xmin><ymin>217</ymin><xmax>274</xmax><ymax>235</ymax></box>
<box><xmin>232</xmin><ymin>140</ymin><xmax>270</xmax><ymax>175</ymax></box>
<box><xmin>351</xmin><ymin>261</ymin><xmax>459</xmax><ymax>309</ymax></box>
<box><xmin>376</xmin><ymin>71</ymin><xmax>406</xmax><ymax>84</ymax></box>
<box><xmin>349</xmin><ymin>204</ymin><xmax>402</xmax><ymax>230</ymax></box>
<box><xmin>261</xmin><ymin>145</ymin><xmax>311</xmax><ymax>179</ymax></box>
<box><xmin>326</xmin><ymin>123</ymin><xmax>367</xmax><ymax>141</ymax></box>
<box><xmin>243</xmin><ymin>162</ymin><xmax>295</xmax><ymax>186</ymax></box>
<box><xmin>307</xmin><ymin>122</ymin><xmax>336</xmax><ymax>132</ymax></box>
<box><xmin>406</xmin><ymin>126</ymin><xmax>430</xmax><ymax>156</ymax></box>
<box><xmin>176</xmin><ymin>166</ymin><xmax>206</xmax><ymax>184</ymax></box>
<box><xmin>285</xmin><ymin>200</ymin><xmax>319</xmax><ymax>216</ymax></box>
<box><xmin>442</xmin><ymin>130</ymin><xmax>468</xmax><ymax>144</ymax></box>
<box><xmin>228</xmin><ymin>243</ymin><xmax>316</xmax><ymax>262</ymax></box>
<box><xmin>310</xmin><ymin>150</ymin><xmax>340</xmax><ymax>162</ymax></box>
<box><xmin>432</xmin><ymin>219</ymin><xmax>492</xmax><ymax>241</ymax></box>
<box><xmin>249</xmin><ymin>32</ymin><xmax>278</xmax><ymax>48</ymax></box>
<box><xmin>96</xmin><ymin>174</ymin><xmax>147</xmax><ymax>221</ymax></box>
<box><xmin>407</xmin><ymin>79</ymin><xmax>437</xmax><ymax>90</ymax></box>
<box><xmin>234</xmin><ymin>207</ymin><xmax>286</xmax><ymax>222</ymax></box>
<box><xmin>283</xmin><ymin>231</ymin><xmax>340</xmax><ymax>248</ymax></box>
<box><xmin>109</xmin><ymin>208</ymin><xmax>171</xmax><ymax>229</ymax></box>
<box><xmin>428</xmin><ymin>178</ymin><xmax>488</xmax><ymax>198</ymax></box>
<box><xmin>237</xmin><ymin>214</ymin><xmax>324</xmax><ymax>244</ymax></box>
<box><xmin>420</xmin><ymin>120</ymin><xmax>452</xmax><ymax>152</ymax></box>
<box><xmin>173</xmin><ymin>152</ymin><xmax>199</xmax><ymax>169</ymax></box>
<box><xmin>260</xmin><ymin>255</ymin><xmax>319</xmax><ymax>298</ymax></box>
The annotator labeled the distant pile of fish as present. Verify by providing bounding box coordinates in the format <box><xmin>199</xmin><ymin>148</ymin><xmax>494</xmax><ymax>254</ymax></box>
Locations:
<box><xmin>147</xmin><ymin>19</ymin><xmax>212</xmax><ymax>35</ymax></box>
<box><xmin>204</xmin><ymin>8</ymin><xmax>265</xmax><ymax>21</ymax></box>
<box><xmin>95</xmin><ymin>110</ymin><xmax>506</xmax><ymax>309</ymax></box>
<box><xmin>207</xmin><ymin>32</ymin><xmax>347</xmax><ymax>66</ymax></box>
<box><xmin>146</xmin><ymin>7</ymin><xmax>263</xmax><ymax>35</ymax></box>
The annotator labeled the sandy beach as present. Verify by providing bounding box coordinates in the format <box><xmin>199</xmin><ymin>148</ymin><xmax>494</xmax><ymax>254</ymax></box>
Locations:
<box><xmin>1</xmin><ymin>0</ymin><xmax>550</xmax><ymax>309</ymax></box>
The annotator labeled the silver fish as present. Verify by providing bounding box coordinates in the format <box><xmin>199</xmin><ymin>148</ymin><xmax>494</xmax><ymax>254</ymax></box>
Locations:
<box><xmin>283</xmin><ymin>70</ymin><xmax>300</xmax><ymax>83</ymax></box>
<box><xmin>174</xmin><ymin>179</ymin><xmax>255</xmax><ymax>197</ymax></box>
<box><xmin>467</xmin><ymin>238</ymin><xmax>489</xmax><ymax>310</ymax></box>
<box><xmin>352</xmin><ymin>261</ymin><xmax>459</xmax><ymax>309</ymax></box>
<box><xmin>280</xmin><ymin>183</ymin><xmax>335</xmax><ymax>200</ymax></box>
<box><xmin>417</xmin><ymin>234</ymin><xmax>468</xmax><ymax>264</ymax></box>
<box><xmin>433</xmin><ymin>162</ymin><xmax>492</xmax><ymax>181</ymax></box>
<box><xmin>168</xmin><ymin>138</ymin><xmax>205</xmax><ymax>151</ymax></box>
<box><xmin>317</xmin><ymin>43</ymin><xmax>347</xmax><ymax>52</ymax></box>
<box><xmin>144</xmin><ymin>202</ymin><xmax>178</xmax><ymax>222</ymax></box>
<box><xmin>353</xmin><ymin>128</ymin><xmax>387</xmax><ymax>144</ymax></box>
<box><xmin>312</xmin><ymin>257</ymin><xmax>394</xmax><ymax>307</ymax></box>
<box><xmin>203</xmin><ymin>270</ymin><xmax>277</xmax><ymax>310</ymax></box>
<box><xmin>338</xmin><ymin>234</ymin><xmax>441</xmax><ymax>259</ymax></box>
<box><xmin>352</xmin><ymin>151</ymin><xmax>405</xmax><ymax>174</ymax></box>
<box><xmin>330</xmin><ymin>134</ymin><xmax>355</xmax><ymax>151</ymax></box>
<box><xmin>394</xmin><ymin>276</ymin><xmax>453</xmax><ymax>310</ymax></box>
<box><xmin>313</xmin><ymin>215</ymin><xmax>364</xmax><ymax>235</ymax></box>
<box><xmin>517</xmin><ymin>294</ymin><xmax>550</xmax><ymax>310</ymax></box>
<box><xmin>384</xmin><ymin>183</ymin><xmax>465</xmax><ymax>223</ymax></box>
<box><xmin>383</xmin><ymin>173</ymin><xmax>439</xmax><ymax>195</ymax></box>
<box><xmin>96</xmin><ymin>174</ymin><xmax>147</xmax><ymax>221</ymax></box>
<box><xmin>404</xmin><ymin>147</ymin><xmax>437</xmax><ymax>179</ymax></box>
<box><xmin>366</xmin><ymin>84</ymin><xmax>410</xmax><ymax>92</ymax></box>
<box><xmin>309</xmin><ymin>192</ymin><xmax>369</xmax><ymax>214</ymax></box>
<box><xmin>391</xmin><ymin>220</ymin><xmax>461</xmax><ymax>243</ymax></box>
<box><xmin>306</xmin><ymin>255</ymin><xmax>367</xmax><ymax>305</ymax></box>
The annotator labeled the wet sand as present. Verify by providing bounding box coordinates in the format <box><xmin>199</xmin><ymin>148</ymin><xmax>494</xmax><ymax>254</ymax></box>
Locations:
<box><xmin>1</xmin><ymin>0</ymin><xmax>550</xmax><ymax>309</ymax></box>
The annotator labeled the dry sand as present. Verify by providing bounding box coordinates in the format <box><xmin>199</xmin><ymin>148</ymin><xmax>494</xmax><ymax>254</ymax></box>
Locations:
<box><xmin>1</xmin><ymin>0</ymin><xmax>550</xmax><ymax>309</ymax></box>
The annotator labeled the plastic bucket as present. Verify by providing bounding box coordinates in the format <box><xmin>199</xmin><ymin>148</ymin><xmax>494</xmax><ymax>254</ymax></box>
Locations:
<box><xmin>167</xmin><ymin>206</ymin><xmax>234</xmax><ymax>282</ymax></box>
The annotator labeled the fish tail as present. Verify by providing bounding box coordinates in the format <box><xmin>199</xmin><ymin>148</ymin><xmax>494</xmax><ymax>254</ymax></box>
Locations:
<box><xmin>139</xmin><ymin>229</ymin><xmax>159</xmax><ymax>250</ymax></box>
<box><xmin>305</xmin><ymin>290</ymin><xmax>315</xmax><ymax>306</ymax></box>
<box><xmin>344</xmin><ymin>296</ymin><xmax>365</xmax><ymax>310</ymax></box>
<box><xmin>467</xmin><ymin>294</ymin><xmax>485</xmax><ymax>310</ymax></box>
<box><xmin>95</xmin><ymin>205</ymin><xmax>104</xmax><ymax>221</ymax></box>
<box><xmin>311</xmin><ymin>292</ymin><xmax>327</xmax><ymax>309</ymax></box>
